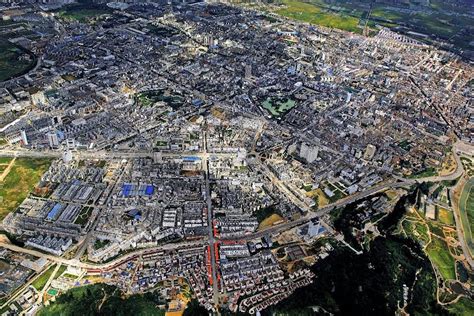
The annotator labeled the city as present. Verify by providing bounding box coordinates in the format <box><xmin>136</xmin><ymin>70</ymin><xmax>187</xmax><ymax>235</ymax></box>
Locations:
<box><xmin>0</xmin><ymin>0</ymin><xmax>473</xmax><ymax>315</ymax></box>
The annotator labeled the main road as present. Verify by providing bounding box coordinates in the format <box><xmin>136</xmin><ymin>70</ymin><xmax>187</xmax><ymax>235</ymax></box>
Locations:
<box><xmin>0</xmin><ymin>239</ymin><xmax>207</xmax><ymax>270</ymax></box>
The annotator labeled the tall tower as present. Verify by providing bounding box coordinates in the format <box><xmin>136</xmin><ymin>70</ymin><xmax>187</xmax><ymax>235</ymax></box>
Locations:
<box><xmin>245</xmin><ymin>64</ymin><xmax>252</xmax><ymax>79</ymax></box>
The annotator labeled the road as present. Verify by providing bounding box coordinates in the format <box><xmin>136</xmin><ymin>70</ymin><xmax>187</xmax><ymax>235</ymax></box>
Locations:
<box><xmin>0</xmin><ymin>239</ymin><xmax>207</xmax><ymax>270</ymax></box>
<box><xmin>229</xmin><ymin>179</ymin><xmax>414</xmax><ymax>241</ymax></box>
<box><xmin>0</xmin><ymin>148</ymin><xmax>238</xmax><ymax>160</ymax></box>
<box><xmin>202</xmin><ymin>129</ymin><xmax>220</xmax><ymax>313</ymax></box>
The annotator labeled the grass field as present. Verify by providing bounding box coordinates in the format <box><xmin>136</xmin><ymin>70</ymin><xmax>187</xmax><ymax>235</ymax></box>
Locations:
<box><xmin>74</xmin><ymin>206</ymin><xmax>93</xmax><ymax>226</ymax></box>
<box><xmin>0</xmin><ymin>41</ymin><xmax>36</xmax><ymax>82</ymax></box>
<box><xmin>258</xmin><ymin>213</ymin><xmax>284</xmax><ymax>230</ymax></box>
<box><xmin>408</xmin><ymin>167</ymin><xmax>438</xmax><ymax>179</ymax></box>
<box><xmin>261</xmin><ymin>97</ymin><xmax>297</xmax><ymax>118</ymax></box>
<box><xmin>306</xmin><ymin>188</ymin><xmax>329</xmax><ymax>207</ymax></box>
<box><xmin>275</xmin><ymin>0</ymin><xmax>361</xmax><ymax>33</ymax></box>
<box><xmin>135</xmin><ymin>90</ymin><xmax>184</xmax><ymax>109</ymax></box>
<box><xmin>54</xmin><ymin>265</ymin><xmax>67</xmax><ymax>280</ymax></box>
<box><xmin>458</xmin><ymin>178</ymin><xmax>474</xmax><ymax>255</ymax></box>
<box><xmin>437</xmin><ymin>208</ymin><xmax>455</xmax><ymax>226</ymax></box>
<box><xmin>0</xmin><ymin>157</ymin><xmax>12</xmax><ymax>164</ymax></box>
<box><xmin>403</xmin><ymin>220</ymin><xmax>430</xmax><ymax>245</ymax></box>
<box><xmin>426</xmin><ymin>235</ymin><xmax>456</xmax><ymax>280</ymax></box>
<box><xmin>447</xmin><ymin>297</ymin><xmax>474</xmax><ymax>316</ymax></box>
<box><xmin>56</xmin><ymin>3</ymin><xmax>112</xmax><ymax>23</ymax></box>
<box><xmin>32</xmin><ymin>265</ymin><xmax>56</xmax><ymax>291</ymax></box>
<box><xmin>0</xmin><ymin>157</ymin><xmax>52</xmax><ymax>220</ymax></box>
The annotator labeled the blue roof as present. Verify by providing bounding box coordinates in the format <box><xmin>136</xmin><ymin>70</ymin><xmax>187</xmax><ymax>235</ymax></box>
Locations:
<box><xmin>183</xmin><ymin>156</ymin><xmax>201</xmax><ymax>162</ymax></box>
<box><xmin>47</xmin><ymin>203</ymin><xmax>62</xmax><ymax>220</ymax></box>
<box><xmin>122</xmin><ymin>183</ymin><xmax>133</xmax><ymax>197</ymax></box>
<box><xmin>145</xmin><ymin>185</ymin><xmax>154</xmax><ymax>195</ymax></box>
<box><xmin>127</xmin><ymin>209</ymin><xmax>140</xmax><ymax>217</ymax></box>
<box><xmin>192</xmin><ymin>99</ymin><xmax>203</xmax><ymax>106</ymax></box>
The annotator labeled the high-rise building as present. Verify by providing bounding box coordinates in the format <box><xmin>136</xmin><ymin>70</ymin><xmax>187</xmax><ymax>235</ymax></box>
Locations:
<box><xmin>300</xmin><ymin>142</ymin><xmax>318</xmax><ymax>163</ymax></box>
<box><xmin>47</xmin><ymin>132</ymin><xmax>59</xmax><ymax>148</ymax></box>
<box><xmin>363</xmin><ymin>144</ymin><xmax>376</xmax><ymax>161</ymax></box>
<box><xmin>245</xmin><ymin>64</ymin><xmax>252</xmax><ymax>79</ymax></box>
<box><xmin>20</xmin><ymin>130</ymin><xmax>28</xmax><ymax>146</ymax></box>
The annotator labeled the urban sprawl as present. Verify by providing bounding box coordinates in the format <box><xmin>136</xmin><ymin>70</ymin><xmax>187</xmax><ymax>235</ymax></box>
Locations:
<box><xmin>0</xmin><ymin>1</ymin><xmax>473</xmax><ymax>315</ymax></box>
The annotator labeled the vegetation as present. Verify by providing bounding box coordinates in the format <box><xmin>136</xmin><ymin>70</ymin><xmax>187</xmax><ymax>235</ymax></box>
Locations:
<box><xmin>94</xmin><ymin>239</ymin><xmax>110</xmax><ymax>250</ymax></box>
<box><xmin>275</xmin><ymin>0</ymin><xmax>361</xmax><ymax>33</ymax></box>
<box><xmin>268</xmin><ymin>235</ymin><xmax>443</xmax><ymax>315</ymax></box>
<box><xmin>135</xmin><ymin>90</ymin><xmax>184</xmax><ymax>109</ymax></box>
<box><xmin>438</xmin><ymin>208</ymin><xmax>455</xmax><ymax>226</ymax></box>
<box><xmin>32</xmin><ymin>265</ymin><xmax>57</xmax><ymax>291</ymax></box>
<box><xmin>447</xmin><ymin>297</ymin><xmax>474</xmax><ymax>316</ymax></box>
<box><xmin>426</xmin><ymin>235</ymin><xmax>456</xmax><ymax>280</ymax></box>
<box><xmin>0</xmin><ymin>40</ymin><xmax>36</xmax><ymax>82</ymax></box>
<box><xmin>183</xmin><ymin>299</ymin><xmax>208</xmax><ymax>316</ymax></box>
<box><xmin>268</xmin><ymin>187</ymin><xmax>454</xmax><ymax>315</ymax></box>
<box><xmin>55</xmin><ymin>2</ymin><xmax>112</xmax><ymax>23</ymax></box>
<box><xmin>409</xmin><ymin>167</ymin><xmax>439</xmax><ymax>179</ymax></box>
<box><xmin>38</xmin><ymin>284</ymin><xmax>166</xmax><ymax>316</ymax></box>
<box><xmin>147</xmin><ymin>25</ymin><xmax>179</xmax><ymax>37</ymax></box>
<box><xmin>0</xmin><ymin>157</ymin><xmax>12</xmax><ymax>164</ymax></box>
<box><xmin>0</xmin><ymin>158</ymin><xmax>52</xmax><ymax>220</ymax></box>
<box><xmin>254</xmin><ymin>205</ymin><xmax>281</xmax><ymax>223</ymax></box>
<box><xmin>54</xmin><ymin>265</ymin><xmax>67</xmax><ymax>279</ymax></box>
<box><xmin>261</xmin><ymin>97</ymin><xmax>297</xmax><ymax>118</ymax></box>
<box><xmin>74</xmin><ymin>206</ymin><xmax>94</xmax><ymax>226</ymax></box>
<box><xmin>258</xmin><ymin>213</ymin><xmax>284</xmax><ymax>230</ymax></box>
<box><xmin>458</xmin><ymin>178</ymin><xmax>474</xmax><ymax>254</ymax></box>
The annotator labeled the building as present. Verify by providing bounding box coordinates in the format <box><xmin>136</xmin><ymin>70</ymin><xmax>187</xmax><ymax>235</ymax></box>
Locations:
<box><xmin>300</xmin><ymin>142</ymin><xmax>318</xmax><ymax>163</ymax></box>
<box><xmin>47</xmin><ymin>132</ymin><xmax>59</xmax><ymax>148</ymax></box>
<box><xmin>363</xmin><ymin>144</ymin><xmax>376</xmax><ymax>161</ymax></box>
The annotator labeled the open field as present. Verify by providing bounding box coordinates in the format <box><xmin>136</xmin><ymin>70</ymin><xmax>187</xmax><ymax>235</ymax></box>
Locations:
<box><xmin>258</xmin><ymin>213</ymin><xmax>285</xmax><ymax>230</ymax></box>
<box><xmin>0</xmin><ymin>157</ymin><xmax>12</xmax><ymax>164</ymax></box>
<box><xmin>54</xmin><ymin>265</ymin><xmax>67</xmax><ymax>279</ymax></box>
<box><xmin>275</xmin><ymin>0</ymin><xmax>361</xmax><ymax>33</ymax></box>
<box><xmin>265</xmin><ymin>0</ymin><xmax>473</xmax><ymax>59</ymax></box>
<box><xmin>438</xmin><ymin>208</ymin><xmax>455</xmax><ymax>226</ymax></box>
<box><xmin>0</xmin><ymin>41</ymin><xmax>36</xmax><ymax>82</ymax></box>
<box><xmin>0</xmin><ymin>158</ymin><xmax>52</xmax><ymax>220</ymax></box>
<box><xmin>426</xmin><ymin>235</ymin><xmax>456</xmax><ymax>280</ymax></box>
<box><xmin>305</xmin><ymin>188</ymin><xmax>329</xmax><ymax>208</ymax></box>
<box><xmin>55</xmin><ymin>3</ymin><xmax>112</xmax><ymax>23</ymax></box>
